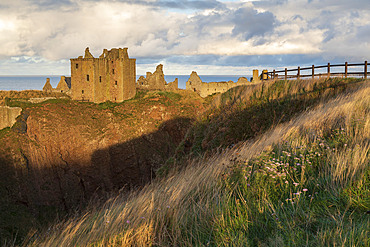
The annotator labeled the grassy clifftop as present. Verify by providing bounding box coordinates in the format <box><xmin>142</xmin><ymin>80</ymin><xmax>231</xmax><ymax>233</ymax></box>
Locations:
<box><xmin>25</xmin><ymin>79</ymin><xmax>369</xmax><ymax>246</ymax></box>
<box><xmin>0</xmin><ymin>90</ymin><xmax>68</xmax><ymax>106</ymax></box>
<box><xmin>0</xmin><ymin>89</ymin><xmax>207</xmax><ymax>245</ymax></box>
<box><xmin>172</xmin><ymin>78</ymin><xmax>365</xmax><ymax>162</ymax></box>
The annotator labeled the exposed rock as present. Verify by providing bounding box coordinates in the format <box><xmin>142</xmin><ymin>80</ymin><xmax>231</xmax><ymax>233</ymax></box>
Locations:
<box><xmin>28</xmin><ymin>97</ymin><xmax>57</xmax><ymax>103</ymax></box>
<box><xmin>0</xmin><ymin>106</ymin><xmax>22</xmax><ymax>130</ymax></box>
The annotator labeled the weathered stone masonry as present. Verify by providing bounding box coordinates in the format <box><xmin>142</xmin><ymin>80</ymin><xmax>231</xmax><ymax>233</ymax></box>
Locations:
<box><xmin>70</xmin><ymin>47</ymin><xmax>136</xmax><ymax>103</ymax></box>
<box><xmin>137</xmin><ymin>64</ymin><xmax>178</xmax><ymax>91</ymax></box>
<box><xmin>186</xmin><ymin>71</ymin><xmax>251</xmax><ymax>98</ymax></box>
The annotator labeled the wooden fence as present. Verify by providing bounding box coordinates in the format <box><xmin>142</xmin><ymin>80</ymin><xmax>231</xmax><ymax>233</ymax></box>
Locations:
<box><xmin>262</xmin><ymin>61</ymin><xmax>368</xmax><ymax>81</ymax></box>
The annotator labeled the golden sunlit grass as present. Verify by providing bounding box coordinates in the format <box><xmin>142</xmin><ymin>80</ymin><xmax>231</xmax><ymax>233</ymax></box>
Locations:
<box><xmin>26</xmin><ymin>81</ymin><xmax>369</xmax><ymax>246</ymax></box>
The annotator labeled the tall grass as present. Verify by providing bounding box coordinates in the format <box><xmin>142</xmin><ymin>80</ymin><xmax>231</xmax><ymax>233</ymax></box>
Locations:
<box><xmin>175</xmin><ymin>78</ymin><xmax>364</xmax><ymax>161</ymax></box>
<box><xmin>26</xmin><ymin>82</ymin><xmax>369</xmax><ymax>246</ymax></box>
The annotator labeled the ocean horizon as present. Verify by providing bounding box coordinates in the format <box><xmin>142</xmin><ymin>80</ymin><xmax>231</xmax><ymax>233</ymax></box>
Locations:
<box><xmin>0</xmin><ymin>75</ymin><xmax>252</xmax><ymax>91</ymax></box>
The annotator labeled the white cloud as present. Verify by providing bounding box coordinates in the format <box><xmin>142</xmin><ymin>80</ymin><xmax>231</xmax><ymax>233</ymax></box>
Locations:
<box><xmin>0</xmin><ymin>0</ymin><xmax>369</xmax><ymax>75</ymax></box>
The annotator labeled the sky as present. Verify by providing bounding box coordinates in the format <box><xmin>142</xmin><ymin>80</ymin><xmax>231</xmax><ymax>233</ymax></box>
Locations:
<box><xmin>0</xmin><ymin>0</ymin><xmax>369</xmax><ymax>75</ymax></box>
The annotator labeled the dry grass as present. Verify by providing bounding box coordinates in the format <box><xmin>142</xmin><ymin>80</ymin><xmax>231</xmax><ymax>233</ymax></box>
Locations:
<box><xmin>26</xmin><ymin>82</ymin><xmax>369</xmax><ymax>246</ymax></box>
<box><xmin>0</xmin><ymin>90</ymin><xmax>68</xmax><ymax>105</ymax></box>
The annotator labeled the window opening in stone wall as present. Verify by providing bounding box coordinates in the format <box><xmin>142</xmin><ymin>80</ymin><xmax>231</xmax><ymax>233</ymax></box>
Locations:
<box><xmin>82</xmin><ymin>90</ymin><xmax>84</xmax><ymax>94</ymax></box>
<box><xmin>115</xmin><ymin>97</ymin><xmax>116</xmax><ymax>101</ymax></box>
<box><xmin>99</xmin><ymin>76</ymin><xmax>101</xmax><ymax>82</ymax></box>
<box><xmin>115</xmin><ymin>81</ymin><xmax>117</xmax><ymax>85</ymax></box>
<box><xmin>112</xmin><ymin>69</ymin><xmax>115</xmax><ymax>74</ymax></box>
<box><xmin>87</xmin><ymin>75</ymin><xmax>89</xmax><ymax>81</ymax></box>
<box><xmin>76</xmin><ymin>64</ymin><xmax>78</xmax><ymax>69</ymax></box>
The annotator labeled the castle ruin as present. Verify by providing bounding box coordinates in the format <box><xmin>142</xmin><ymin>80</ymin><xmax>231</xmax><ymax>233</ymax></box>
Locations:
<box><xmin>41</xmin><ymin>47</ymin><xmax>268</xmax><ymax>101</ymax></box>
<box><xmin>137</xmin><ymin>64</ymin><xmax>178</xmax><ymax>91</ymax></box>
<box><xmin>70</xmin><ymin>47</ymin><xmax>136</xmax><ymax>103</ymax></box>
<box><xmin>43</xmin><ymin>76</ymin><xmax>71</xmax><ymax>94</ymax></box>
<box><xmin>186</xmin><ymin>72</ymin><xmax>251</xmax><ymax>98</ymax></box>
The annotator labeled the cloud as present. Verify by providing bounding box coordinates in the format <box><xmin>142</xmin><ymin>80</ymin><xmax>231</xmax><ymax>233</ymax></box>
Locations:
<box><xmin>231</xmin><ymin>7</ymin><xmax>276</xmax><ymax>41</ymax></box>
<box><xmin>153</xmin><ymin>0</ymin><xmax>225</xmax><ymax>9</ymax></box>
<box><xmin>0</xmin><ymin>0</ymin><xmax>369</xmax><ymax>75</ymax></box>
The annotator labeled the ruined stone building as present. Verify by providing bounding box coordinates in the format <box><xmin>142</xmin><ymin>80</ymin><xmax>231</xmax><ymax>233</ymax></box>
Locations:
<box><xmin>70</xmin><ymin>47</ymin><xmax>136</xmax><ymax>103</ymax></box>
<box><xmin>137</xmin><ymin>64</ymin><xmax>178</xmax><ymax>91</ymax></box>
<box><xmin>56</xmin><ymin>76</ymin><xmax>71</xmax><ymax>93</ymax></box>
<box><xmin>42</xmin><ymin>78</ymin><xmax>53</xmax><ymax>92</ymax></box>
<box><xmin>43</xmin><ymin>76</ymin><xmax>71</xmax><ymax>94</ymax></box>
<box><xmin>186</xmin><ymin>71</ymin><xmax>251</xmax><ymax>98</ymax></box>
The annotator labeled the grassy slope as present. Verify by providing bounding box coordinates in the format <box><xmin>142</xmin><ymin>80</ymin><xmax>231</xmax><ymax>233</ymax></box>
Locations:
<box><xmin>0</xmin><ymin>90</ymin><xmax>206</xmax><ymax>246</ymax></box>
<box><xmin>26</xmin><ymin>80</ymin><xmax>369</xmax><ymax>246</ymax></box>
<box><xmin>172</xmin><ymin>78</ymin><xmax>365</xmax><ymax>162</ymax></box>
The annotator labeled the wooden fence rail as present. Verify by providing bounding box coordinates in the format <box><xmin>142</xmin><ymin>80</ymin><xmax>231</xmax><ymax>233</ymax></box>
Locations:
<box><xmin>262</xmin><ymin>61</ymin><xmax>368</xmax><ymax>81</ymax></box>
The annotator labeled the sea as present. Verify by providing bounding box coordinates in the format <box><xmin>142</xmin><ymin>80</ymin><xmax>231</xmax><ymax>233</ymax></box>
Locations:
<box><xmin>0</xmin><ymin>75</ymin><xmax>252</xmax><ymax>91</ymax></box>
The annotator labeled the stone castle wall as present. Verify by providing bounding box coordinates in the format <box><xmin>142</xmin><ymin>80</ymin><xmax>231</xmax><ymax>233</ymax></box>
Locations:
<box><xmin>137</xmin><ymin>64</ymin><xmax>178</xmax><ymax>91</ymax></box>
<box><xmin>0</xmin><ymin>106</ymin><xmax>22</xmax><ymax>130</ymax></box>
<box><xmin>186</xmin><ymin>72</ymin><xmax>251</xmax><ymax>97</ymax></box>
<box><xmin>70</xmin><ymin>47</ymin><xmax>136</xmax><ymax>103</ymax></box>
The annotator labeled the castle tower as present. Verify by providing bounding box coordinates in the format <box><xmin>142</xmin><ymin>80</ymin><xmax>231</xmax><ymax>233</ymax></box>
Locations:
<box><xmin>70</xmin><ymin>47</ymin><xmax>136</xmax><ymax>103</ymax></box>
<box><xmin>252</xmin><ymin>69</ymin><xmax>260</xmax><ymax>82</ymax></box>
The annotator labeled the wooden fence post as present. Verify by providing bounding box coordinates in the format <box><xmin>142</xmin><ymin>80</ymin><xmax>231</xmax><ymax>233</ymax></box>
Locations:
<box><xmin>345</xmin><ymin>62</ymin><xmax>348</xmax><ymax>78</ymax></box>
<box><xmin>273</xmin><ymin>69</ymin><xmax>276</xmax><ymax>79</ymax></box>
<box><xmin>312</xmin><ymin>65</ymin><xmax>315</xmax><ymax>79</ymax></box>
<box><xmin>327</xmin><ymin>63</ymin><xmax>330</xmax><ymax>78</ymax></box>
<box><xmin>297</xmin><ymin>66</ymin><xmax>300</xmax><ymax>80</ymax></box>
<box><xmin>365</xmin><ymin>61</ymin><xmax>368</xmax><ymax>79</ymax></box>
<box><xmin>285</xmin><ymin>68</ymin><xmax>287</xmax><ymax>81</ymax></box>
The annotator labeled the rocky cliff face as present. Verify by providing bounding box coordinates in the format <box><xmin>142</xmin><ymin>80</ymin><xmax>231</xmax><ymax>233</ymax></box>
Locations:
<box><xmin>0</xmin><ymin>106</ymin><xmax>22</xmax><ymax>129</ymax></box>
<box><xmin>0</xmin><ymin>91</ymin><xmax>205</xmax><ymax>241</ymax></box>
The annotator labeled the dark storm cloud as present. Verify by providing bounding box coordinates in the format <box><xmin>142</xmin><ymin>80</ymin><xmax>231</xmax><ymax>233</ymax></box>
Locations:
<box><xmin>231</xmin><ymin>7</ymin><xmax>276</xmax><ymax>41</ymax></box>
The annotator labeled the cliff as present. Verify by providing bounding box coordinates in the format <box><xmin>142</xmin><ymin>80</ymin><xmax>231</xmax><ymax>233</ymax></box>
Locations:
<box><xmin>0</xmin><ymin>90</ymin><xmax>205</xmax><ymax>242</ymax></box>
